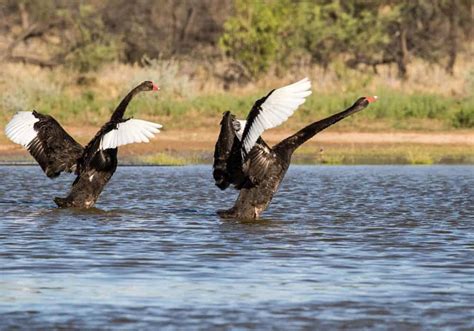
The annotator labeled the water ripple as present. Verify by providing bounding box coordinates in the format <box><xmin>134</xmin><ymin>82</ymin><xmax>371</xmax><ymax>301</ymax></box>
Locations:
<box><xmin>0</xmin><ymin>165</ymin><xmax>473</xmax><ymax>329</ymax></box>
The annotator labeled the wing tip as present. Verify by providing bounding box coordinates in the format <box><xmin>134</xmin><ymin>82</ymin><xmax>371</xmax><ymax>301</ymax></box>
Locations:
<box><xmin>5</xmin><ymin>111</ymin><xmax>40</xmax><ymax>146</ymax></box>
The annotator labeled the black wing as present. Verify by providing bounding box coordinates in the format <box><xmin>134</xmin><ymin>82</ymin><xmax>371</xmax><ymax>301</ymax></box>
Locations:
<box><xmin>5</xmin><ymin>111</ymin><xmax>83</xmax><ymax>178</ymax></box>
<box><xmin>241</xmin><ymin>141</ymin><xmax>278</xmax><ymax>186</ymax></box>
<box><xmin>213</xmin><ymin>111</ymin><xmax>277</xmax><ymax>190</ymax></box>
<box><xmin>213</xmin><ymin>111</ymin><xmax>247</xmax><ymax>190</ymax></box>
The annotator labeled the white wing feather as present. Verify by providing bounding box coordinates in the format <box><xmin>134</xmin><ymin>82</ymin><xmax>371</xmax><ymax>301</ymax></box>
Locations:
<box><xmin>99</xmin><ymin>119</ymin><xmax>162</xmax><ymax>150</ymax></box>
<box><xmin>242</xmin><ymin>77</ymin><xmax>312</xmax><ymax>155</ymax></box>
<box><xmin>4</xmin><ymin>111</ymin><xmax>39</xmax><ymax>147</ymax></box>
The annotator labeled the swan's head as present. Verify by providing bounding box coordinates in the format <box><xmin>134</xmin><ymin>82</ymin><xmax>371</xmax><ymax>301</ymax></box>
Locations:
<box><xmin>233</xmin><ymin>119</ymin><xmax>246</xmax><ymax>140</ymax></box>
<box><xmin>354</xmin><ymin>95</ymin><xmax>378</xmax><ymax>107</ymax></box>
<box><xmin>365</xmin><ymin>96</ymin><xmax>378</xmax><ymax>103</ymax></box>
<box><xmin>232</xmin><ymin>119</ymin><xmax>242</xmax><ymax>132</ymax></box>
<box><xmin>220</xmin><ymin>111</ymin><xmax>245</xmax><ymax>139</ymax></box>
<box><xmin>140</xmin><ymin>81</ymin><xmax>160</xmax><ymax>92</ymax></box>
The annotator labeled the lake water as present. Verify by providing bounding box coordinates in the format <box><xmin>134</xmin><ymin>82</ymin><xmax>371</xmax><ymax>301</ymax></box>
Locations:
<box><xmin>0</xmin><ymin>165</ymin><xmax>473</xmax><ymax>330</ymax></box>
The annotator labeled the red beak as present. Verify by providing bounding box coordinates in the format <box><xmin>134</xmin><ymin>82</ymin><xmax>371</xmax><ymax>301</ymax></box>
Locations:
<box><xmin>152</xmin><ymin>84</ymin><xmax>159</xmax><ymax>91</ymax></box>
<box><xmin>365</xmin><ymin>96</ymin><xmax>378</xmax><ymax>103</ymax></box>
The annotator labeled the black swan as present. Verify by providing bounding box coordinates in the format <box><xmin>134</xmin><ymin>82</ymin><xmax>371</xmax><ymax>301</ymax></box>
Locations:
<box><xmin>5</xmin><ymin>80</ymin><xmax>161</xmax><ymax>208</ymax></box>
<box><xmin>213</xmin><ymin>78</ymin><xmax>377</xmax><ymax>219</ymax></box>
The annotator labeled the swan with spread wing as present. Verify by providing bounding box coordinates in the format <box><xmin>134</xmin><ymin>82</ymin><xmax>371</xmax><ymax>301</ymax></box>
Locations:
<box><xmin>213</xmin><ymin>78</ymin><xmax>377</xmax><ymax>219</ymax></box>
<box><xmin>5</xmin><ymin>81</ymin><xmax>162</xmax><ymax>208</ymax></box>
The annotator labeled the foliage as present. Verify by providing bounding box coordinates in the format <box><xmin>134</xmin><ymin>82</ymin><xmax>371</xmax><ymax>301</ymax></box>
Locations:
<box><xmin>219</xmin><ymin>0</ymin><xmax>291</xmax><ymax>77</ymax></box>
<box><xmin>62</xmin><ymin>4</ymin><xmax>122</xmax><ymax>72</ymax></box>
<box><xmin>1</xmin><ymin>0</ymin><xmax>230</xmax><ymax>71</ymax></box>
<box><xmin>219</xmin><ymin>0</ymin><xmax>472</xmax><ymax>78</ymax></box>
<box><xmin>452</xmin><ymin>105</ymin><xmax>474</xmax><ymax>128</ymax></box>
<box><xmin>1</xmin><ymin>0</ymin><xmax>471</xmax><ymax>76</ymax></box>
<box><xmin>294</xmin><ymin>2</ymin><xmax>389</xmax><ymax>69</ymax></box>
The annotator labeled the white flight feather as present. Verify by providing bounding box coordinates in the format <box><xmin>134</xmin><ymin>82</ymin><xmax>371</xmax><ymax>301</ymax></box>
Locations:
<box><xmin>242</xmin><ymin>77</ymin><xmax>312</xmax><ymax>155</ymax></box>
<box><xmin>99</xmin><ymin>119</ymin><xmax>162</xmax><ymax>150</ymax></box>
<box><xmin>5</xmin><ymin>111</ymin><xmax>40</xmax><ymax>147</ymax></box>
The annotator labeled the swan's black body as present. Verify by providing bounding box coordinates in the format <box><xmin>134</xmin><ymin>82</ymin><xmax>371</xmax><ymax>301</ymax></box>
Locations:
<box><xmin>56</xmin><ymin>81</ymin><xmax>158</xmax><ymax>208</ymax></box>
<box><xmin>213</xmin><ymin>97</ymin><xmax>374</xmax><ymax>219</ymax></box>
<box><xmin>7</xmin><ymin>81</ymin><xmax>158</xmax><ymax>208</ymax></box>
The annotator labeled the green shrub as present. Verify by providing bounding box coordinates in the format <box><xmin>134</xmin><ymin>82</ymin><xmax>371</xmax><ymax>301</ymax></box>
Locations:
<box><xmin>67</xmin><ymin>42</ymin><xmax>121</xmax><ymax>72</ymax></box>
<box><xmin>219</xmin><ymin>0</ymin><xmax>291</xmax><ymax>77</ymax></box>
<box><xmin>453</xmin><ymin>106</ymin><xmax>474</xmax><ymax>128</ymax></box>
<box><xmin>64</xmin><ymin>4</ymin><xmax>122</xmax><ymax>72</ymax></box>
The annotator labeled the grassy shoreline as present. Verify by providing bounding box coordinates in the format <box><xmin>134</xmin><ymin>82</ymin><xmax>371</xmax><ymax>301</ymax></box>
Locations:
<box><xmin>2</xmin><ymin>142</ymin><xmax>473</xmax><ymax>166</ymax></box>
<box><xmin>1</xmin><ymin>88</ymin><xmax>472</xmax><ymax>132</ymax></box>
<box><xmin>1</xmin><ymin>61</ymin><xmax>473</xmax><ymax>166</ymax></box>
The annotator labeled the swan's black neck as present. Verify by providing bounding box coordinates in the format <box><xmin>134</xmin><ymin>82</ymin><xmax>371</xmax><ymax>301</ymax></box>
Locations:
<box><xmin>274</xmin><ymin>98</ymin><xmax>371</xmax><ymax>156</ymax></box>
<box><xmin>110</xmin><ymin>85</ymin><xmax>145</xmax><ymax>121</ymax></box>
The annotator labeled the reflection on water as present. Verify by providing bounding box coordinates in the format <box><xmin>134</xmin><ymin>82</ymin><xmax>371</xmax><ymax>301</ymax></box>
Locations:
<box><xmin>0</xmin><ymin>165</ymin><xmax>473</xmax><ymax>329</ymax></box>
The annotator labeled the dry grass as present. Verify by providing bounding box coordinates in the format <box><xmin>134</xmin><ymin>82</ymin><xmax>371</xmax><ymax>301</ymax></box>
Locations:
<box><xmin>0</xmin><ymin>57</ymin><xmax>473</xmax><ymax>164</ymax></box>
<box><xmin>136</xmin><ymin>152</ymin><xmax>191</xmax><ymax>166</ymax></box>
<box><xmin>1</xmin><ymin>55</ymin><xmax>471</xmax><ymax>104</ymax></box>
<box><xmin>293</xmin><ymin>143</ymin><xmax>474</xmax><ymax>165</ymax></box>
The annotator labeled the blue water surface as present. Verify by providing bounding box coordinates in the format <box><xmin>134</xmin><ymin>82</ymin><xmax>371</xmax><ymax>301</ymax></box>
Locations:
<box><xmin>0</xmin><ymin>165</ymin><xmax>473</xmax><ymax>330</ymax></box>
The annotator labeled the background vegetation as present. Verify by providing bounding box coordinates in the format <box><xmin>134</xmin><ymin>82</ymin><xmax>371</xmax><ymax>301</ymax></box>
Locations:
<box><xmin>0</xmin><ymin>0</ymin><xmax>472</xmax><ymax>164</ymax></box>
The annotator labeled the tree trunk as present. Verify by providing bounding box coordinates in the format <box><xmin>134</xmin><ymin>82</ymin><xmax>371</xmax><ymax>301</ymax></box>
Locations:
<box><xmin>446</xmin><ymin>5</ymin><xmax>458</xmax><ymax>75</ymax></box>
<box><xmin>18</xmin><ymin>3</ymin><xmax>29</xmax><ymax>29</ymax></box>
<box><xmin>397</xmin><ymin>24</ymin><xmax>409</xmax><ymax>79</ymax></box>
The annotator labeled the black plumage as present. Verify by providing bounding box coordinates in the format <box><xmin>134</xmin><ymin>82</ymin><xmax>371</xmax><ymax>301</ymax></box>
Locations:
<box><xmin>28</xmin><ymin>111</ymin><xmax>84</xmax><ymax>178</ymax></box>
<box><xmin>5</xmin><ymin>81</ymin><xmax>161</xmax><ymax>208</ymax></box>
<box><xmin>213</xmin><ymin>92</ymin><xmax>376</xmax><ymax>220</ymax></box>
